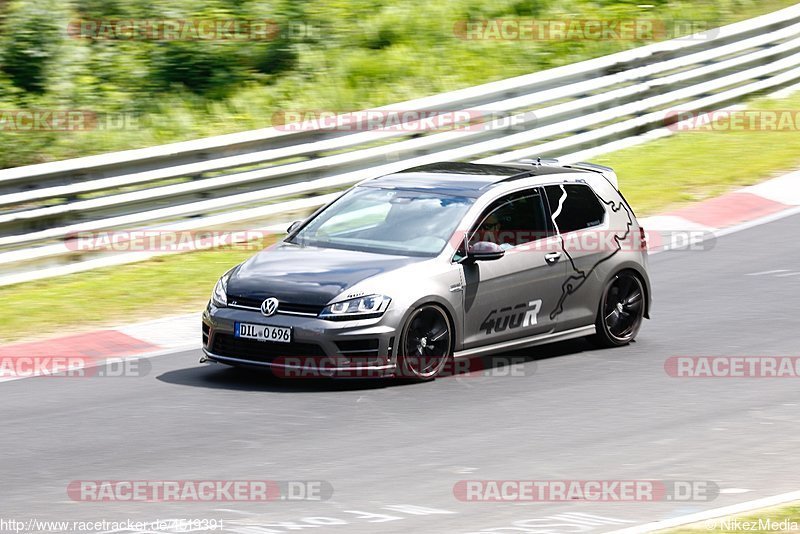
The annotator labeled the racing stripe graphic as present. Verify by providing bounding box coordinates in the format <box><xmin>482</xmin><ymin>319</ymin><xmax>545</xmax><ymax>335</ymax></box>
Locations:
<box><xmin>549</xmin><ymin>185</ymin><xmax>634</xmax><ymax>320</ymax></box>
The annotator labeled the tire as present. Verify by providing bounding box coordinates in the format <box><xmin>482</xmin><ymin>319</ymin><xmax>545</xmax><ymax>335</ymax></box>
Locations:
<box><xmin>588</xmin><ymin>271</ymin><xmax>645</xmax><ymax>348</ymax></box>
<box><xmin>396</xmin><ymin>304</ymin><xmax>454</xmax><ymax>381</ymax></box>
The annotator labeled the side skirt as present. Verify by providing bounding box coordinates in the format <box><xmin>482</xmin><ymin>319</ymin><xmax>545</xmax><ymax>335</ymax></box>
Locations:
<box><xmin>454</xmin><ymin>325</ymin><xmax>596</xmax><ymax>359</ymax></box>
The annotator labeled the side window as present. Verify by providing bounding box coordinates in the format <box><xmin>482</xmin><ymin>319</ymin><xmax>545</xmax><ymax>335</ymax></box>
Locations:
<box><xmin>470</xmin><ymin>188</ymin><xmax>551</xmax><ymax>249</ymax></box>
<box><xmin>545</xmin><ymin>184</ymin><xmax>606</xmax><ymax>233</ymax></box>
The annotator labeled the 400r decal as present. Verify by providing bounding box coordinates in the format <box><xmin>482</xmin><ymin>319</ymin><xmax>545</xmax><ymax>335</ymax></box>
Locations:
<box><xmin>480</xmin><ymin>299</ymin><xmax>542</xmax><ymax>335</ymax></box>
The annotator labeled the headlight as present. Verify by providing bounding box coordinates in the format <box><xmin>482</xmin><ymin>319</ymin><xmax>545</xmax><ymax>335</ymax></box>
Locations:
<box><xmin>211</xmin><ymin>270</ymin><xmax>233</xmax><ymax>307</ymax></box>
<box><xmin>319</xmin><ymin>295</ymin><xmax>391</xmax><ymax>320</ymax></box>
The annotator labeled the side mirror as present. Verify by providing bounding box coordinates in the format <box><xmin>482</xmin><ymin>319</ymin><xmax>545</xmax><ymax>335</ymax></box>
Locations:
<box><xmin>463</xmin><ymin>241</ymin><xmax>505</xmax><ymax>264</ymax></box>
<box><xmin>287</xmin><ymin>220</ymin><xmax>302</xmax><ymax>234</ymax></box>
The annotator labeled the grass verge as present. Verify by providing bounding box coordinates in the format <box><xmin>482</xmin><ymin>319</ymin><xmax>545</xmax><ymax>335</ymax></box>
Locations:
<box><xmin>661</xmin><ymin>501</ymin><xmax>800</xmax><ymax>533</ymax></box>
<box><xmin>2</xmin><ymin>88</ymin><xmax>800</xmax><ymax>343</ymax></box>
<box><xmin>0</xmin><ymin>245</ymin><xmax>267</xmax><ymax>343</ymax></box>
<box><xmin>594</xmin><ymin>89</ymin><xmax>800</xmax><ymax>214</ymax></box>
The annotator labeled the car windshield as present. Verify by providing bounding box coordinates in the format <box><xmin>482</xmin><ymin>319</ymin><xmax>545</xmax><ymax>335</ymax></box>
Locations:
<box><xmin>288</xmin><ymin>186</ymin><xmax>475</xmax><ymax>256</ymax></box>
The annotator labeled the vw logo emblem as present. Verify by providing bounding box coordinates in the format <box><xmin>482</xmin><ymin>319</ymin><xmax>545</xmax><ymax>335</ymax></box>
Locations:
<box><xmin>261</xmin><ymin>297</ymin><xmax>279</xmax><ymax>317</ymax></box>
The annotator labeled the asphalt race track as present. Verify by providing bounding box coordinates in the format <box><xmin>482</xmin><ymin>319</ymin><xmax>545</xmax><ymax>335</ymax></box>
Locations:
<box><xmin>2</xmin><ymin>213</ymin><xmax>800</xmax><ymax>534</ymax></box>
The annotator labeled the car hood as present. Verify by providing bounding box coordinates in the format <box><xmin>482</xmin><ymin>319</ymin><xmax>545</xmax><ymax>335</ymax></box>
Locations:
<box><xmin>226</xmin><ymin>243</ymin><xmax>424</xmax><ymax>307</ymax></box>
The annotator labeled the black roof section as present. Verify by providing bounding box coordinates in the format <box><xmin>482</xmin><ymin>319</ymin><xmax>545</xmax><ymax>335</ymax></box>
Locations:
<box><xmin>363</xmin><ymin>162</ymin><xmax>589</xmax><ymax>197</ymax></box>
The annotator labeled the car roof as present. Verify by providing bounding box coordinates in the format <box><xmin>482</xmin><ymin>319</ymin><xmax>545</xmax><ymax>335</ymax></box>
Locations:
<box><xmin>361</xmin><ymin>162</ymin><xmax>593</xmax><ymax>198</ymax></box>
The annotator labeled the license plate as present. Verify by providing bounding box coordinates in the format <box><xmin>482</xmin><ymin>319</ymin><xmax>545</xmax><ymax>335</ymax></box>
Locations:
<box><xmin>235</xmin><ymin>322</ymin><xmax>292</xmax><ymax>343</ymax></box>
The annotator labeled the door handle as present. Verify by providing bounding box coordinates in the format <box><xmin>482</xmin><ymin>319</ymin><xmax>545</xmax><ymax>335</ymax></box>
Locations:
<box><xmin>544</xmin><ymin>251</ymin><xmax>562</xmax><ymax>265</ymax></box>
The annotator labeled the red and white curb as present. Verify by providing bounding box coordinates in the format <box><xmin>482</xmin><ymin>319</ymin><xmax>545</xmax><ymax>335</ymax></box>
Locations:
<box><xmin>638</xmin><ymin>168</ymin><xmax>800</xmax><ymax>249</ymax></box>
<box><xmin>0</xmin><ymin>169</ymin><xmax>799</xmax><ymax>382</ymax></box>
<box><xmin>0</xmin><ymin>314</ymin><xmax>199</xmax><ymax>382</ymax></box>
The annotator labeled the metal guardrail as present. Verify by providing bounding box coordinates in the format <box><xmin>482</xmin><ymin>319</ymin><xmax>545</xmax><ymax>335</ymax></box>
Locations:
<box><xmin>3</xmin><ymin>3</ymin><xmax>800</xmax><ymax>285</ymax></box>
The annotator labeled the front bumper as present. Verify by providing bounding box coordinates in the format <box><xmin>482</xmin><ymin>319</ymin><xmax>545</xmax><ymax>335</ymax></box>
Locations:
<box><xmin>201</xmin><ymin>303</ymin><xmax>401</xmax><ymax>378</ymax></box>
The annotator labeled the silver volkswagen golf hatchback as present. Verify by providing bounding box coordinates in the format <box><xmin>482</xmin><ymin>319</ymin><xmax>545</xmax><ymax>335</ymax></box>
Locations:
<box><xmin>202</xmin><ymin>160</ymin><xmax>651</xmax><ymax>380</ymax></box>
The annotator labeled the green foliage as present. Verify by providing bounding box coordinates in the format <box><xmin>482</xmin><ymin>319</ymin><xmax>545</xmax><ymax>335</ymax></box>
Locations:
<box><xmin>151</xmin><ymin>42</ymin><xmax>242</xmax><ymax>95</ymax></box>
<box><xmin>0</xmin><ymin>0</ymin><xmax>795</xmax><ymax>168</ymax></box>
<box><xmin>252</xmin><ymin>37</ymin><xmax>298</xmax><ymax>75</ymax></box>
<box><xmin>0</xmin><ymin>0</ymin><xmax>64</xmax><ymax>94</ymax></box>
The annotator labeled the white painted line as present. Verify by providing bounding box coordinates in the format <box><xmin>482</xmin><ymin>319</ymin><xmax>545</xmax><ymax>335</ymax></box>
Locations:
<box><xmin>714</xmin><ymin>204</ymin><xmax>800</xmax><ymax>239</ymax></box>
<box><xmin>643</xmin><ymin>204</ymin><xmax>800</xmax><ymax>257</ymax></box>
<box><xmin>775</xmin><ymin>271</ymin><xmax>800</xmax><ymax>277</ymax></box>
<box><xmin>746</xmin><ymin>269</ymin><xmax>790</xmax><ymax>276</ymax></box>
<box><xmin>213</xmin><ymin>509</ymin><xmax>259</xmax><ymax>516</ymax></box>
<box><xmin>606</xmin><ymin>490</ymin><xmax>800</xmax><ymax>534</ymax></box>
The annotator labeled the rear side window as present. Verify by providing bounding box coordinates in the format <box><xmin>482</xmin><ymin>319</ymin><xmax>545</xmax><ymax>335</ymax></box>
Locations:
<box><xmin>545</xmin><ymin>184</ymin><xmax>606</xmax><ymax>233</ymax></box>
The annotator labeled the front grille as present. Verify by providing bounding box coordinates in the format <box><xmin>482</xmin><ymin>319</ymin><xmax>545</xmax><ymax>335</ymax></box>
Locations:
<box><xmin>211</xmin><ymin>333</ymin><xmax>326</xmax><ymax>364</ymax></box>
<box><xmin>280</xmin><ymin>302</ymin><xmax>325</xmax><ymax>315</ymax></box>
<box><xmin>227</xmin><ymin>296</ymin><xmax>261</xmax><ymax>309</ymax></box>
<box><xmin>227</xmin><ymin>295</ymin><xmax>323</xmax><ymax>316</ymax></box>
